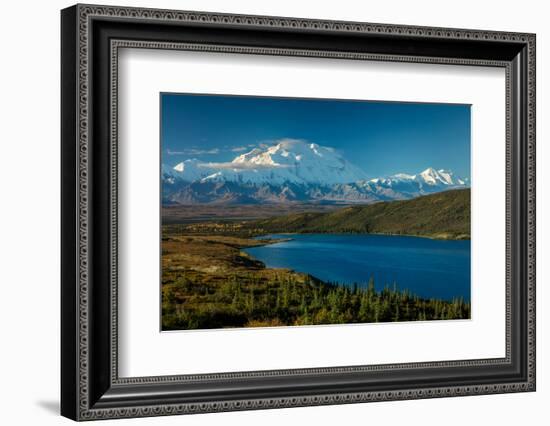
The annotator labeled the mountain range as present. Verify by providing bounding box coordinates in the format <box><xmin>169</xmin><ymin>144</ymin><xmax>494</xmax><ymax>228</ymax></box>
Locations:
<box><xmin>162</xmin><ymin>139</ymin><xmax>469</xmax><ymax>205</ymax></box>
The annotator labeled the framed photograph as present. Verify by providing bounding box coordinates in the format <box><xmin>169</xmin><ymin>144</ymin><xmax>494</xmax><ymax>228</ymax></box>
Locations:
<box><xmin>61</xmin><ymin>4</ymin><xmax>536</xmax><ymax>421</ymax></box>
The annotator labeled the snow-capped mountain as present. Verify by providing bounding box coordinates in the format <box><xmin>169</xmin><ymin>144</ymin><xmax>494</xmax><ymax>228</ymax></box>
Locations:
<box><xmin>165</xmin><ymin>139</ymin><xmax>368</xmax><ymax>186</ymax></box>
<box><xmin>368</xmin><ymin>167</ymin><xmax>468</xmax><ymax>192</ymax></box>
<box><xmin>162</xmin><ymin>140</ymin><xmax>468</xmax><ymax>205</ymax></box>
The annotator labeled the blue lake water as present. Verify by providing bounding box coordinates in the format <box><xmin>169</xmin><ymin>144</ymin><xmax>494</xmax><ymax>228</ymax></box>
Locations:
<box><xmin>244</xmin><ymin>234</ymin><xmax>471</xmax><ymax>302</ymax></box>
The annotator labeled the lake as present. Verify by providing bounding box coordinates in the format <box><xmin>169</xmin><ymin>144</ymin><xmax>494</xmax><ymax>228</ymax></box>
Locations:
<box><xmin>244</xmin><ymin>234</ymin><xmax>470</xmax><ymax>302</ymax></box>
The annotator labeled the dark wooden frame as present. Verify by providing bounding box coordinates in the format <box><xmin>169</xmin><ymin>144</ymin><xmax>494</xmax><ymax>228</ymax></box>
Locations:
<box><xmin>61</xmin><ymin>4</ymin><xmax>536</xmax><ymax>421</ymax></box>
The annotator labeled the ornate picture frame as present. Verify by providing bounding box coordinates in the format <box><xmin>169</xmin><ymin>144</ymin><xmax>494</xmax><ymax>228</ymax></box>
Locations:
<box><xmin>61</xmin><ymin>4</ymin><xmax>535</xmax><ymax>421</ymax></box>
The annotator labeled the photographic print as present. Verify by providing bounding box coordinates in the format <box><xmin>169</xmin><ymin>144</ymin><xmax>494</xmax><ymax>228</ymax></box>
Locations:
<box><xmin>161</xmin><ymin>94</ymin><xmax>471</xmax><ymax>331</ymax></box>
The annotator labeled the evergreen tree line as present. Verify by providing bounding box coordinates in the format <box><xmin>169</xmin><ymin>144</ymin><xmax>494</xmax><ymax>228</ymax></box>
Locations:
<box><xmin>162</xmin><ymin>273</ymin><xmax>470</xmax><ymax>330</ymax></box>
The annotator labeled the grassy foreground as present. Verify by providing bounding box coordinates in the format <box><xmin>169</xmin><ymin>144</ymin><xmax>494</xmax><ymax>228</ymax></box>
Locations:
<box><xmin>162</xmin><ymin>232</ymin><xmax>470</xmax><ymax>330</ymax></box>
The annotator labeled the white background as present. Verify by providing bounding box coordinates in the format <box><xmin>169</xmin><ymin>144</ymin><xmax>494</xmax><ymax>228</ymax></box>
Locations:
<box><xmin>119</xmin><ymin>49</ymin><xmax>506</xmax><ymax>377</ymax></box>
<box><xmin>0</xmin><ymin>0</ymin><xmax>547</xmax><ymax>425</ymax></box>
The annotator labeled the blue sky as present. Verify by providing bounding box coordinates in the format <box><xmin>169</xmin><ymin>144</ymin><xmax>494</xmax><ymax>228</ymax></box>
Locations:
<box><xmin>161</xmin><ymin>93</ymin><xmax>471</xmax><ymax>179</ymax></box>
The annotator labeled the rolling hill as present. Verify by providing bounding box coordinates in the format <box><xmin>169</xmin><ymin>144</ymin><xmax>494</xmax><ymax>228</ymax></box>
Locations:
<box><xmin>249</xmin><ymin>188</ymin><xmax>470</xmax><ymax>240</ymax></box>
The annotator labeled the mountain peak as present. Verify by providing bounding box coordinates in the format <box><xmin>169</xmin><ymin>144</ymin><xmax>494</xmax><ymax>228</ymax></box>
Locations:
<box><xmin>170</xmin><ymin>139</ymin><xmax>368</xmax><ymax>185</ymax></box>
<box><xmin>232</xmin><ymin>148</ymin><xmax>264</xmax><ymax>164</ymax></box>
<box><xmin>420</xmin><ymin>166</ymin><xmax>437</xmax><ymax>175</ymax></box>
<box><xmin>418</xmin><ymin>167</ymin><xmax>457</xmax><ymax>185</ymax></box>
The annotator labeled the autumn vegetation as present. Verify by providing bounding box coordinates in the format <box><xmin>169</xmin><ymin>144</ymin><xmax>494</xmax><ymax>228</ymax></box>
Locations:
<box><xmin>162</xmin><ymin>230</ymin><xmax>470</xmax><ymax>331</ymax></box>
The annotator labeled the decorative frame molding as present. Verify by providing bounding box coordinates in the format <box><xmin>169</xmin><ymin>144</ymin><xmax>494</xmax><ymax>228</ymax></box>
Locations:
<box><xmin>61</xmin><ymin>4</ymin><xmax>536</xmax><ymax>421</ymax></box>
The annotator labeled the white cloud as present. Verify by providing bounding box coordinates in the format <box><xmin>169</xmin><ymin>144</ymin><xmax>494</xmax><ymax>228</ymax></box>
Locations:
<box><xmin>166</xmin><ymin>148</ymin><xmax>219</xmax><ymax>156</ymax></box>
<box><xmin>199</xmin><ymin>162</ymin><xmax>289</xmax><ymax>170</ymax></box>
<box><xmin>254</xmin><ymin>138</ymin><xmax>308</xmax><ymax>149</ymax></box>
<box><xmin>230</xmin><ymin>146</ymin><xmax>248</xmax><ymax>152</ymax></box>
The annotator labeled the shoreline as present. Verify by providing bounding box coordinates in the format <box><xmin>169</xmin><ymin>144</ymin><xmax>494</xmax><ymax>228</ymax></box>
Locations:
<box><xmin>251</xmin><ymin>237</ymin><xmax>293</xmax><ymax>247</ymax></box>
<box><xmin>252</xmin><ymin>231</ymin><xmax>470</xmax><ymax>241</ymax></box>
<box><xmin>240</xmin><ymin>233</ymin><xmax>470</xmax><ymax>304</ymax></box>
